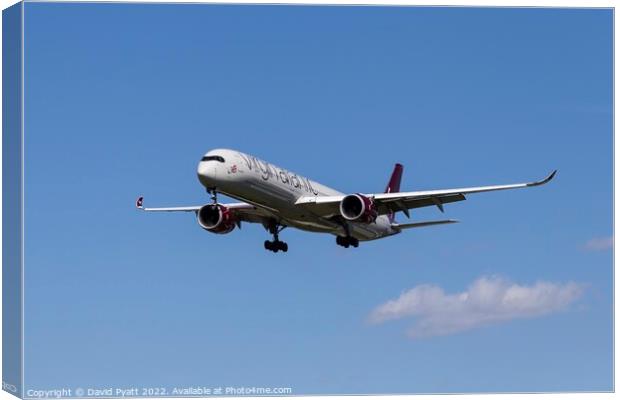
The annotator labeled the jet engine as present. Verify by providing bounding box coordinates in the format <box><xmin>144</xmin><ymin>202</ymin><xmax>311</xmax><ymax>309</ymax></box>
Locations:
<box><xmin>339</xmin><ymin>193</ymin><xmax>378</xmax><ymax>223</ymax></box>
<box><xmin>197</xmin><ymin>204</ymin><xmax>237</xmax><ymax>234</ymax></box>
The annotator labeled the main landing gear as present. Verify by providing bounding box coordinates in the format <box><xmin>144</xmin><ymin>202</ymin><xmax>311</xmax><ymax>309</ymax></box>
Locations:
<box><xmin>264</xmin><ymin>240</ymin><xmax>288</xmax><ymax>253</ymax></box>
<box><xmin>264</xmin><ymin>222</ymin><xmax>288</xmax><ymax>253</ymax></box>
<box><xmin>336</xmin><ymin>220</ymin><xmax>359</xmax><ymax>248</ymax></box>
<box><xmin>336</xmin><ymin>236</ymin><xmax>359</xmax><ymax>248</ymax></box>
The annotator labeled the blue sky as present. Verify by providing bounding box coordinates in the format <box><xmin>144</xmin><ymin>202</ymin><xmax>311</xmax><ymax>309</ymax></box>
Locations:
<box><xmin>23</xmin><ymin>3</ymin><xmax>612</xmax><ymax>394</ymax></box>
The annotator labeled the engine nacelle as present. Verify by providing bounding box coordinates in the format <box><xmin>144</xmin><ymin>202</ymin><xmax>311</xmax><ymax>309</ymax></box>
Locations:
<box><xmin>339</xmin><ymin>193</ymin><xmax>378</xmax><ymax>223</ymax></box>
<box><xmin>197</xmin><ymin>204</ymin><xmax>236</xmax><ymax>234</ymax></box>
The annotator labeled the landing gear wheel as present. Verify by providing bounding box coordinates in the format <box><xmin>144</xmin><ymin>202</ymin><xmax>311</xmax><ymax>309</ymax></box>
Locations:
<box><xmin>207</xmin><ymin>187</ymin><xmax>218</xmax><ymax>204</ymax></box>
<box><xmin>264</xmin><ymin>240</ymin><xmax>288</xmax><ymax>253</ymax></box>
<box><xmin>264</xmin><ymin>222</ymin><xmax>289</xmax><ymax>253</ymax></box>
<box><xmin>336</xmin><ymin>236</ymin><xmax>359</xmax><ymax>248</ymax></box>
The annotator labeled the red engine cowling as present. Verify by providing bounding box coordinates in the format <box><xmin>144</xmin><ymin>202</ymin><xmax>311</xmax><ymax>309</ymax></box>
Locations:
<box><xmin>197</xmin><ymin>204</ymin><xmax>236</xmax><ymax>234</ymax></box>
<box><xmin>339</xmin><ymin>193</ymin><xmax>378</xmax><ymax>223</ymax></box>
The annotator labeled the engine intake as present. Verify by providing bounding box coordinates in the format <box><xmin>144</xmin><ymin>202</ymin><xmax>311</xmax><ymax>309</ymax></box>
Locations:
<box><xmin>339</xmin><ymin>193</ymin><xmax>378</xmax><ymax>223</ymax></box>
<box><xmin>197</xmin><ymin>204</ymin><xmax>236</xmax><ymax>234</ymax></box>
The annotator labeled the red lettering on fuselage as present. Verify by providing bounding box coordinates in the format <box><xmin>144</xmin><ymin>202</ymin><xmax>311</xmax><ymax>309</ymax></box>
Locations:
<box><xmin>238</xmin><ymin>152</ymin><xmax>319</xmax><ymax>195</ymax></box>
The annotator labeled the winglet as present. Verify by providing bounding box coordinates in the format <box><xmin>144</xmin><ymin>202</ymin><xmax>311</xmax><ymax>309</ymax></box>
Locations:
<box><xmin>527</xmin><ymin>170</ymin><xmax>557</xmax><ymax>187</ymax></box>
<box><xmin>136</xmin><ymin>196</ymin><xmax>144</xmax><ymax>210</ymax></box>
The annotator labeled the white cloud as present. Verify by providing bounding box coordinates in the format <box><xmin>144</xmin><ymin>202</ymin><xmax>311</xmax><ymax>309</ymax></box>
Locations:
<box><xmin>368</xmin><ymin>276</ymin><xmax>583</xmax><ymax>339</ymax></box>
<box><xmin>584</xmin><ymin>236</ymin><xmax>613</xmax><ymax>252</ymax></box>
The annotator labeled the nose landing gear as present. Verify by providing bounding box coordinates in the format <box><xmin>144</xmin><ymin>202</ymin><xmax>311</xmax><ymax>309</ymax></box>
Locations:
<box><xmin>264</xmin><ymin>222</ymin><xmax>288</xmax><ymax>253</ymax></box>
<box><xmin>206</xmin><ymin>187</ymin><xmax>218</xmax><ymax>204</ymax></box>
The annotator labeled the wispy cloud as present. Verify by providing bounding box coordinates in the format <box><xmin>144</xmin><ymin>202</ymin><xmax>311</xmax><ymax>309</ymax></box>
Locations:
<box><xmin>368</xmin><ymin>276</ymin><xmax>583</xmax><ymax>339</ymax></box>
<box><xmin>583</xmin><ymin>236</ymin><xmax>613</xmax><ymax>252</ymax></box>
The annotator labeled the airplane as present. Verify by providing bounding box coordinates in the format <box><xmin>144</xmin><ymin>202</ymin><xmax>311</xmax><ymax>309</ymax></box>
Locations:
<box><xmin>136</xmin><ymin>148</ymin><xmax>556</xmax><ymax>253</ymax></box>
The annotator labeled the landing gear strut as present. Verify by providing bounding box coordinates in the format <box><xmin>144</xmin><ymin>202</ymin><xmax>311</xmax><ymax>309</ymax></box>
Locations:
<box><xmin>336</xmin><ymin>236</ymin><xmax>359</xmax><ymax>248</ymax></box>
<box><xmin>336</xmin><ymin>220</ymin><xmax>359</xmax><ymax>248</ymax></box>
<box><xmin>206</xmin><ymin>187</ymin><xmax>218</xmax><ymax>204</ymax></box>
<box><xmin>264</xmin><ymin>222</ymin><xmax>288</xmax><ymax>253</ymax></box>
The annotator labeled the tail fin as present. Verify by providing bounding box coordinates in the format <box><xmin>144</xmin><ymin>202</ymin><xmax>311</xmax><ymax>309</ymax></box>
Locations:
<box><xmin>385</xmin><ymin>163</ymin><xmax>403</xmax><ymax>193</ymax></box>
<box><xmin>385</xmin><ymin>163</ymin><xmax>403</xmax><ymax>223</ymax></box>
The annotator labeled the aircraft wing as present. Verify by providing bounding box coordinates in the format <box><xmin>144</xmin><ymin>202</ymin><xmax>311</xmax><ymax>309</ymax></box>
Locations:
<box><xmin>294</xmin><ymin>170</ymin><xmax>556</xmax><ymax>218</ymax></box>
<box><xmin>135</xmin><ymin>197</ymin><xmax>273</xmax><ymax>225</ymax></box>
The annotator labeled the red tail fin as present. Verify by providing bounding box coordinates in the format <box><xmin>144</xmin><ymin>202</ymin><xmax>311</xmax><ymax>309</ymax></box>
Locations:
<box><xmin>384</xmin><ymin>163</ymin><xmax>403</xmax><ymax>193</ymax></box>
<box><xmin>385</xmin><ymin>163</ymin><xmax>403</xmax><ymax>223</ymax></box>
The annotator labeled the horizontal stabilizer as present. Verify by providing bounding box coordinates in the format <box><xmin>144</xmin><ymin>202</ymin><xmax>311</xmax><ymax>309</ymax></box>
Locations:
<box><xmin>392</xmin><ymin>219</ymin><xmax>459</xmax><ymax>230</ymax></box>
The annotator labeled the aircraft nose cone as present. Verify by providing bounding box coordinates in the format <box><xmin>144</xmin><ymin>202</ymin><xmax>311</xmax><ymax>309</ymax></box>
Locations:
<box><xmin>197</xmin><ymin>162</ymin><xmax>216</xmax><ymax>187</ymax></box>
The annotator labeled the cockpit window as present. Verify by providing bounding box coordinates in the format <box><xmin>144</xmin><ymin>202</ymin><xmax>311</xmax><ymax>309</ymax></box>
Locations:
<box><xmin>201</xmin><ymin>155</ymin><xmax>225</xmax><ymax>162</ymax></box>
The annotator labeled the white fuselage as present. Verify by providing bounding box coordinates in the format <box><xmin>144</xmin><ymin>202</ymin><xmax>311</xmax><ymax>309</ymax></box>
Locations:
<box><xmin>196</xmin><ymin>149</ymin><xmax>397</xmax><ymax>241</ymax></box>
